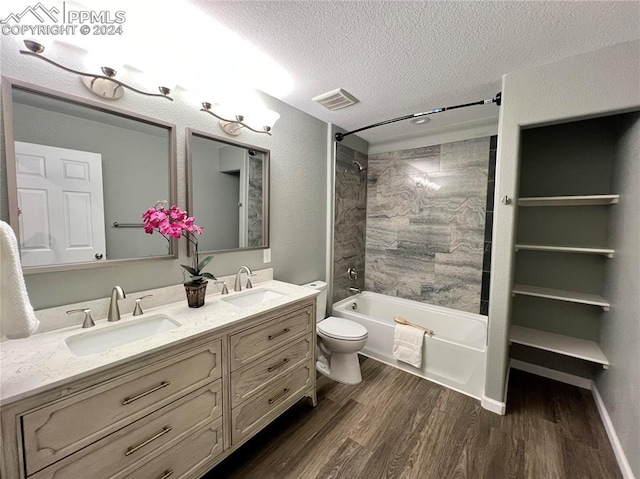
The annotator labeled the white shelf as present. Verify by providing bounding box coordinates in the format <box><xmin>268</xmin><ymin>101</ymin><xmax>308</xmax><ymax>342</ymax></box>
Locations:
<box><xmin>518</xmin><ymin>194</ymin><xmax>620</xmax><ymax>207</ymax></box>
<box><xmin>515</xmin><ymin>244</ymin><xmax>615</xmax><ymax>258</ymax></box>
<box><xmin>512</xmin><ymin>284</ymin><xmax>610</xmax><ymax>310</ymax></box>
<box><xmin>510</xmin><ymin>325</ymin><xmax>609</xmax><ymax>366</ymax></box>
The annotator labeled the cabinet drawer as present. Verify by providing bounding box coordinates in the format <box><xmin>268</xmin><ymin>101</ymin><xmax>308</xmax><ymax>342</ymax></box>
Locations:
<box><xmin>232</xmin><ymin>364</ymin><xmax>312</xmax><ymax>445</ymax></box>
<box><xmin>121</xmin><ymin>417</ymin><xmax>223</xmax><ymax>479</ymax></box>
<box><xmin>23</xmin><ymin>340</ymin><xmax>222</xmax><ymax>475</ymax></box>
<box><xmin>31</xmin><ymin>380</ymin><xmax>222</xmax><ymax>479</ymax></box>
<box><xmin>229</xmin><ymin>305</ymin><xmax>313</xmax><ymax>371</ymax></box>
<box><xmin>231</xmin><ymin>336</ymin><xmax>312</xmax><ymax>407</ymax></box>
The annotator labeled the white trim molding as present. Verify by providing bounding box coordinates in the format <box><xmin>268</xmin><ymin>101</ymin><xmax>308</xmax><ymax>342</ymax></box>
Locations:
<box><xmin>591</xmin><ymin>384</ymin><xmax>636</xmax><ymax>479</ymax></box>
<box><xmin>481</xmin><ymin>394</ymin><xmax>506</xmax><ymax>415</ymax></box>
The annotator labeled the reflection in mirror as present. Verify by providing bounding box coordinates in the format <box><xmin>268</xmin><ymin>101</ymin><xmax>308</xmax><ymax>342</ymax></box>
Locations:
<box><xmin>3</xmin><ymin>78</ymin><xmax>177</xmax><ymax>272</ymax></box>
<box><xmin>187</xmin><ymin>129</ymin><xmax>269</xmax><ymax>254</ymax></box>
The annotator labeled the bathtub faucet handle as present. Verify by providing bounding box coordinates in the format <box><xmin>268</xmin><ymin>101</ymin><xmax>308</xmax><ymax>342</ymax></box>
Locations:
<box><xmin>348</xmin><ymin>267</ymin><xmax>358</xmax><ymax>280</ymax></box>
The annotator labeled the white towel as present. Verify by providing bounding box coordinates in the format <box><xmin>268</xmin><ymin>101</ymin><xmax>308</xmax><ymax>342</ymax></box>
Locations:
<box><xmin>0</xmin><ymin>221</ymin><xmax>39</xmax><ymax>339</ymax></box>
<box><xmin>393</xmin><ymin>323</ymin><xmax>425</xmax><ymax>368</ymax></box>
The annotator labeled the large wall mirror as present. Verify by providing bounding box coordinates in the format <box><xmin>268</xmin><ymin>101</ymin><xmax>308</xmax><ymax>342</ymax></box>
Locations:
<box><xmin>2</xmin><ymin>77</ymin><xmax>177</xmax><ymax>273</ymax></box>
<box><xmin>186</xmin><ymin>128</ymin><xmax>269</xmax><ymax>254</ymax></box>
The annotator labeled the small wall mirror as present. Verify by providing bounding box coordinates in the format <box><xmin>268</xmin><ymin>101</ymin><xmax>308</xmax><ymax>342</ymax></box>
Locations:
<box><xmin>2</xmin><ymin>78</ymin><xmax>177</xmax><ymax>272</ymax></box>
<box><xmin>186</xmin><ymin>128</ymin><xmax>269</xmax><ymax>254</ymax></box>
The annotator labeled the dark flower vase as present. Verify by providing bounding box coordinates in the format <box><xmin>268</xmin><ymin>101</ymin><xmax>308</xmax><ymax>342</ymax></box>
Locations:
<box><xmin>184</xmin><ymin>281</ymin><xmax>208</xmax><ymax>308</ymax></box>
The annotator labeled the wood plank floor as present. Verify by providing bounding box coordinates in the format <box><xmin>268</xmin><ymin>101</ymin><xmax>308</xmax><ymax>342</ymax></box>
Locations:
<box><xmin>206</xmin><ymin>358</ymin><xmax>621</xmax><ymax>479</ymax></box>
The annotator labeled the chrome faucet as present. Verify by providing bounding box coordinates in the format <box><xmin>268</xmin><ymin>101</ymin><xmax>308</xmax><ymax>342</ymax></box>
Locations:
<box><xmin>234</xmin><ymin>266</ymin><xmax>254</xmax><ymax>292</ymax></box>
<box><xmin>108</xmin><ymin>286</ymin><xmax>126</xmax><ymax>322</ymax></box>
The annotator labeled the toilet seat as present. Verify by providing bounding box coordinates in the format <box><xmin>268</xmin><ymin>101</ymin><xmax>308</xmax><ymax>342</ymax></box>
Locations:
<box><xmin>317</xmin><ymin>317</ymin><xmax>368</xmax><ymax>341</ymax></box>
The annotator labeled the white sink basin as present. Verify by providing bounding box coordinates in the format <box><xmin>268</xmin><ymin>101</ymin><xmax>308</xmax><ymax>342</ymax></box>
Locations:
<box><xmin>221</xmin><ymin>289</ymin><xmax>285</xmax><ymax>308</ymax></box>
<box><xmin>65</xmin><ymin>314</ymin><xmax>181</xmax><ymax>356</ymax></box>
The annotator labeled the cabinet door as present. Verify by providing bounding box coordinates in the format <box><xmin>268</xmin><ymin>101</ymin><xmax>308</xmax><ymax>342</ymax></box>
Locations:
<box><xmin>30</xmin><ymin>381</ymin><xmax>222</xmax><ymax>479</ymax></box>
<box><xmin>231</xmin><ymin>336</ymin><xmax>312</xmax><ymax>407</ymax></box>
<box><xmin>229</xmin><ymin>306</ymin><xmax>313</xmax><ymax>371</ymax></box>
<box><xmin>121</xmin><ymin>418</ymin><xmax>223</xmax><ymax>479</ymax></box>
<box><xmin>22</xmin><ymin>340</ymin><xmax>221</xmax><ymax>475</ymax></box>
<box><xmin>232</xmin><ymin>364</ymin><xmax>312</xmax><ymax>445</ymax></box>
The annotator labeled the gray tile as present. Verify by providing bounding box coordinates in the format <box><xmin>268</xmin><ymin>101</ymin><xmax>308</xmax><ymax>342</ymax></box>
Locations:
<box><xmin>362</xmin><ymin>137</ymin><xmax>491</xmax><ymax>313</ymax></box>
<box><xmin>440</xmin><ymin>137</ymin><xmax>491</xmax><ymax>171</ymax></box>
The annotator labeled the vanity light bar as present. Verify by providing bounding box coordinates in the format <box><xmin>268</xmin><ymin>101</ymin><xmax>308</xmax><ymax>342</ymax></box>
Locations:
<box><xmin>20</xmin><ymin>40</ymin><xmax>174</xmax><ymax>101</ymax></box>
<box><xmin>200</xmin><ymin>102</ymin><xmax>273</xmax><ymax>136</ymax></box>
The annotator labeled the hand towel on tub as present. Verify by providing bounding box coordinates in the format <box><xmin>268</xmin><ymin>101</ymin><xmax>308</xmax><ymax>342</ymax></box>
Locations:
<box><xmin>0</xmin><ymin>220</ymin><xmax>39</xmax><ymax>339</ymax></box>
<box><xmin>393</xmin><ymin>323</ymin><xmax>425</xmax><ymax>368</ymax></box>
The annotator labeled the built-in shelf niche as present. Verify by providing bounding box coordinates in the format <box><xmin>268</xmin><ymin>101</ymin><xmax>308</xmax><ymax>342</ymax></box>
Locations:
<box><xmin>510</xmin><ymin>114</ymin><xmax>625</xmax><ymax>379</ymax></box>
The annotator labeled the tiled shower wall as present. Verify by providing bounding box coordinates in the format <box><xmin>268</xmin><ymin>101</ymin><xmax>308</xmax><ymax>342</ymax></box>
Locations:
<box><xmin>332</xmin><ymin>144</ymin><xmax>368</xmax><ymax>304</ymax></box>
<box><xmin>365</xmin><ymin>137</ymin><xmax>494</xmax><ymax>314</ymax></box>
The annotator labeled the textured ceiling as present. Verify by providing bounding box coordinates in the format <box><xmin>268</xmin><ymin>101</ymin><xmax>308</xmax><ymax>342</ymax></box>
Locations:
<box><xmin>196</xmin><ymin>1</ymin><xmax>639</xmax><ymax>144</ymax></box>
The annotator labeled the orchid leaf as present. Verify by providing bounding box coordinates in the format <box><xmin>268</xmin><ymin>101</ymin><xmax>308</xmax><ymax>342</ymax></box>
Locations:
<box><xmin>198</xmin><ymin>256</ymin><xmax>213</xmax><ymax>271</ymax></box>
<box><xmin>181</xmin><ymin>264</ymin><xmax>198</xmax><ymax>276</ymax></box>
<box><xmin>201</xmin><ymin>272</ymin><xmax>217</xmax><ymax>280</ymax></box>
<box><xmin>189</xmin><ymin>275</ymin><xmax>203</xmax><ymax>283</ymax></box>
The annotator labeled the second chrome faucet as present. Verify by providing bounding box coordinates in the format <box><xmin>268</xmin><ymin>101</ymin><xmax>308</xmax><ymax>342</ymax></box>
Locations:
<box><xmin>108</xmin><ymin>286</ymin><xmax>126</xmax><ymax>322</ymax></box>
<box><xmin>234</xmin><ymin>266</ymin><xmax>254</xmax><ymax>292</ymax></box>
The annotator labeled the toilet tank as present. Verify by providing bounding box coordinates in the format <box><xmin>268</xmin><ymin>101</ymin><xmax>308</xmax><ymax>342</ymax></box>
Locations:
<box><xmin>301</xmin><ymin>281</ymin><xmax>327</xmax><ymax>322</ymax></box>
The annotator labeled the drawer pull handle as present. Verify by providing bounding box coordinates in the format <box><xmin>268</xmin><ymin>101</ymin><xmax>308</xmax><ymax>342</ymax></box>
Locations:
<box><xmin>267</xmin><ymin>358</ymin><xmax>290</xmax><ymax>372</ymax></box>
<box><xmin>125</xmin><ymin>426</ymin><xmax>172</xmax><ymax>456</ymax></box>
<box><xmin>158</xmin><ymin>470</ymin><xmax>174</xmax><ymax>479</ymax></box>
<box><xmin>122</xmin><ymin>381</ymin><xmax>170</xmax><ymax>405</ymax></box>
<box><xmin>268</xmin><ymin>388</ymin><xmax>290</xmax><ymax>405</ymax></box>
<box><xmin>268</xmin><ymin>328</ymin><xmax>290</xmax><ymax>340</ymax></box>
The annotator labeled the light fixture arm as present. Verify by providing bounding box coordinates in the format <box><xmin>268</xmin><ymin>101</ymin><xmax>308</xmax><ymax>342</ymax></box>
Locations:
<box><xmin>200</xmin><ymin>103</ymin><xmax>272</xmax><ymax>136</ymax></box>
<box><xmin>19</xmin><ymin>45</ymin><xmax>173</xmax><ymax>101</ymax></box>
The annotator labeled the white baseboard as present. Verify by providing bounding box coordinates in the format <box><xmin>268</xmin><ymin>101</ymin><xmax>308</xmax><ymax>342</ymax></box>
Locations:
<box><xmin>591</xmin><ymin>384</ymin><xmax>636</xmax><ymax>479</ymax></box>
<box><xmin>481</xmin><ymin>394</ymin><xmax>506</xmax><ymax>415</ymax></box>
<box><xmin>509</xmin><ymin>360</ymin><xmax>635</xmax><ymax>478</ymax></box>
<box><xmin>510</xmin><ymin>359</ymin><xmax>592</xmax><ymax>389</ymax></box>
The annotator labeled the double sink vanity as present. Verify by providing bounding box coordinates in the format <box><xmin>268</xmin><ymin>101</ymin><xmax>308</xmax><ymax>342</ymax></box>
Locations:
<box><xmin>0</xmin><ymin>280</ymin><xmax>319</xmax><ymax>479</ymax></box>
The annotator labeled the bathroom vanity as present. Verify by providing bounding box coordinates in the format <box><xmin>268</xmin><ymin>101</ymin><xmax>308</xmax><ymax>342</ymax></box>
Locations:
<box><xmin>0</xmin><ymin>281</ymin><xmax>317</xmax><ymax>479</ymax></box>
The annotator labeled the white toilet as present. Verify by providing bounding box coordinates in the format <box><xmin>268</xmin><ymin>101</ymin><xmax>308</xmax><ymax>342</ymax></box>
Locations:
<box><xmin>303</xmin><ymin>281</ymin><xmax>368</xmax><ymax>384</ymax></box>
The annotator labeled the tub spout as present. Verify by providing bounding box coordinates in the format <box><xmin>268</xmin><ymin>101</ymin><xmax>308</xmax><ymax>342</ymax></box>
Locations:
<box><xmin>349</xmin><ymin>287</ymin><xmax>361</xmax><ymax>294</ymax></box>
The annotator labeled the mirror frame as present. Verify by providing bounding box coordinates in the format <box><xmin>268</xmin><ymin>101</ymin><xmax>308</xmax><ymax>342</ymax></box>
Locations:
<box><xmin>2</xmin><ymin>76</ymin><xmax>179</xmax><ymax>274</ymax></box>
<box><xmin>185</xmin><ymin>127</ymin><xmax>270</xmax><ymax>256</ymax></box>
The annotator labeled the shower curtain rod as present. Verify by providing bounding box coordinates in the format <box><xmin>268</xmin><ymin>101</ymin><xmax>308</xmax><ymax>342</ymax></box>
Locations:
<box><xmin>334</xmin><ymin>92</ymin><xmax>501</xmax><ymax>142</ymax></box>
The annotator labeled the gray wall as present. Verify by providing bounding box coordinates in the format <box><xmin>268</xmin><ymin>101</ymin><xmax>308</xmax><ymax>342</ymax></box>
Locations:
<box><xmin>1</xmin><ymin>39</ymin><xmax>327</xmax><ymax>311</ymax></box>
<box><xmin>12</xmin><ymin>102</ymin><xmax>169</xmax><ymax>260</ymax></box>
<box><xmin>191</xmin><ymin>137</ymin><xmax>240</xmax><ymax>251</ymax></box>
<box><xmin>597</xmin><ymin>113</ymin><xmax>640</xmax><ymax>476</ymax></box>
<box><xmin>365</xmin><ymin>138</ymin><xmax>491</xmax><ymax>314</ymax></box>
<box><xmin>332</xmin><ymin>143</ymin><xmax>367</xmax><ymax>304</ymax></box>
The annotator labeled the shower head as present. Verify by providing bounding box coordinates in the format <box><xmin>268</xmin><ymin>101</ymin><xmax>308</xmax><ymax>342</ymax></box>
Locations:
<box><xmin>353</xmin><ymin>160</ymin><xmax>367</xmax><ymax>173</ymax></box>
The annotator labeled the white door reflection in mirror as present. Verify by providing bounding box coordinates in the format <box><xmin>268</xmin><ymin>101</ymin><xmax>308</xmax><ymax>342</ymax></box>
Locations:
<box><xmin>15</xmin><ymin>141</ymin><xmax>106</xmax><ymax>267</ymax></box>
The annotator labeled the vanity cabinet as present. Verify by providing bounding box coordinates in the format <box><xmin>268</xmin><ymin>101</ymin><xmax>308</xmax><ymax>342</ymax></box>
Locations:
<box><xmin>0</xmin><ymin>297</ymin><xmax>317</xmax><ymax>479</ymax></box>
<box><xmin>228</xmin><ymin>305</ymin><xmax>315</xmax><ymax>446</ymax></box>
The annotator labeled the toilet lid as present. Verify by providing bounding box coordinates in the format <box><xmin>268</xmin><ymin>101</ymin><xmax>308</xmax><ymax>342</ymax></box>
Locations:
<box><xmin>317</xmin><ymin>317</ymin><xmax>368</xmax><ymax>341</ymax></box>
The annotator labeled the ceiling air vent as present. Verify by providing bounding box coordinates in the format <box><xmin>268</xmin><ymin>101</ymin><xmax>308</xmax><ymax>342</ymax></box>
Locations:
<box><xmin>312</xmin><ymin>88</ymin><xmax>359</xmax><ymax>111</ymax></box>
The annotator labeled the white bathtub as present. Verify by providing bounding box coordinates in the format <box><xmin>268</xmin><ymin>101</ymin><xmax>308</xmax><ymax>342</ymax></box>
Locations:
<box><xmin>332</xmin><ymin>291</ymin><xmax>487</xmax><ymax>399</ymax></box>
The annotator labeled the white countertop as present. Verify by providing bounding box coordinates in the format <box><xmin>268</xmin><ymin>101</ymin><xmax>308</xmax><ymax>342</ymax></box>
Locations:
<box><xmin>0</xmin><ymin>280</ymin><xmax>318</xmax><ymax>405</ymax></box>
